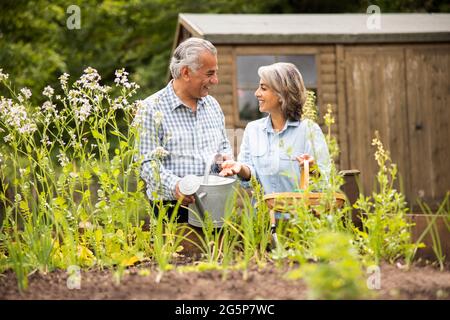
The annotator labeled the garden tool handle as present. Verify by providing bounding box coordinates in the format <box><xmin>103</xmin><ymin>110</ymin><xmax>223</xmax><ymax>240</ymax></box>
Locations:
<box><xmin>300</xmin><ymin>159</ymin><xmax>309</xmax><ymax>190</ymax></box>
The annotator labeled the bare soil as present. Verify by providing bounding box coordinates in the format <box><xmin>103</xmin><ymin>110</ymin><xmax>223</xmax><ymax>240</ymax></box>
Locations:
<box><xmin>1</xmin><ymin>259</ymin><xmax>449</xmax><ymax>300</ymax></box>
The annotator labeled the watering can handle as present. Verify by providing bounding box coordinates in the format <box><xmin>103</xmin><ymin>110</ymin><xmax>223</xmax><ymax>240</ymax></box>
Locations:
<box><xmin>300</xmin><ymin>159</ymin><xmax>309</xmax><ymax>190</ymax></box>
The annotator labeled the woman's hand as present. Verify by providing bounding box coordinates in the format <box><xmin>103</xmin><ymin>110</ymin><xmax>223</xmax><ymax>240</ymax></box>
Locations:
<box><xmin>295</xmin><ymin>154</ymin><xmax>315</xmax><ymax>168</ymax></box>
<box><xmin>219</xmin><ymin>160</ymin><xmax>243</xmax><ymax>177</ymax></box>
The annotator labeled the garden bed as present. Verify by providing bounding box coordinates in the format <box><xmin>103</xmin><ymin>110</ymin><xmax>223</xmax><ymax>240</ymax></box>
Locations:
<box><xmin>1</xmin><ymin>260</ymin><xmax>449</xmax><ymax>300</ymax></box>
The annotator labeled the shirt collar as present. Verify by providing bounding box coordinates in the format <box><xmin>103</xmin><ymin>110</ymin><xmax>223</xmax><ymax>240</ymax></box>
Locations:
<box><xmin>263</xmin><ymin>115</ymin><xmax>300</xmax><ymax>133</ymax></box>
<box><xmin>167</xmin><ymin>80</ymin><xmax>207</xmax><ymax>111</ymax></box>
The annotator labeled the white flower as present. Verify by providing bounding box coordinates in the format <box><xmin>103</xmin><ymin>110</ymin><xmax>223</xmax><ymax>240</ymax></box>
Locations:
<box><xmin>76</xmin><ymin>67</ymin><xmax>104</xmax><ymax>91</ymax></box>
<box><xmin>20</xmin><ymin>88</ymin><xmax>32</xmax><ymax>100</ymax></box>
<box><xmin>3</xmin><ymin>134</ymin><xmax>12</xmax><ymax>142</ymax></box>
<box><xmin>114</xmin><ymin>68</ymin><xmax>129</xmax><ymax>85</ymax></box>
<box><xmin>97</xmin><ymin>188</ymin><xmax>105</xmax><ymax>198</ymax></box>
<box><xmin>40</xmin><ymin>135</ymin><xmax>52</xmax><ymax>146</ymax></box>
<box><xmin>0</xmin><ymin>97</ymin><xmax>36</xmax><ymax>135</ymax></box>
<box><xmin>112</xmin><ymin>96</ymin><xmax>128</xmax><ymax>110</ymax></box>
<box><xmin>59</xmin><ymin>73</ymin><xmax>69</xmax><ymax>89</ymax></box>
<box><xmin>41</xmin><ymin>101</ymin><xmax>56</xmax><ymax>114</ymax></box>
<box><xmin>18</xmin><ymin>122</ymin><xmax>37</xmax><ymax>134</ymax></box>
<box><xmin>114</xmin><ymin>68</ymin><xmax>139</xmax><ymax>90</ymax></box>
<box><xmin>42</xmin><ymin>86</ymin><xmax>54</xmax><ymax>98</ymax></box>
<box><xmin>57</xmin><ymin>150</ymin><xmax>70</xmax><ymax>167</ymax></box>
<box><xmin>74</xmin><ymin>98</ymin><xmax>91</xmax><ymax>122</ymax></box>
<box><xmin>14</xmin><ymin>193</ymin><xmax>22</xmax><ymax>203</ymax></box>
<box><xmin>150</xmin><ymin>146</ymin><xmax>169</xmax><ymax>159</ymax></box>
<box><xmin>0</xmin><ymin>69</ymin><xmax>9</xmax><ymax>81</ymax></box>
<box><xmin>131</xmin><ymin>106</ymin><xmax>145</xmax><ymax>128</ymax></box>
<box><xmin>154</xmin><ymin>111</ymin><xmax>163</xmax><ymax>125</ymax></box>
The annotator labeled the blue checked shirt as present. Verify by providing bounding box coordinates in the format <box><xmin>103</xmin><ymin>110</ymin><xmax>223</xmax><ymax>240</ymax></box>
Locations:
<box><xmin>137</xmin><ymin>81</ymin><xmax>232</xmax><ymax>201</ymax></box>
<box><xmin>238</xmin><ymin>116</ymin><xmax>331</xmax><ymax>194</ymax></box>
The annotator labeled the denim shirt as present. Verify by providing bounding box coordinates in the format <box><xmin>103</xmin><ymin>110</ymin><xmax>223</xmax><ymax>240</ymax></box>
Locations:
<box><xmin>238</xmin><ymin>116</ymin><xmax>331</xmax><ymax>194</ymax></box>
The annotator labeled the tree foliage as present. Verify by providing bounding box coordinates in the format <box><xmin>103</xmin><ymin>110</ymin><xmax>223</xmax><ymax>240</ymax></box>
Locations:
<box><xmin>1</xmin><ymin>0</ymin><xmax>448</xmax><ymax>103</ymax></box>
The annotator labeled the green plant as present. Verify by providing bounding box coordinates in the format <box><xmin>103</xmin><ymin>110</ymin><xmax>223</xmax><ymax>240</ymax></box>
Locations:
<box><xmin>414</xmin><ymin>192</ymin><xmax>449</xmax><ymax>271</ymax></box>
<box><xmin>150</xmin><ymin>201</ymin><xmax>185</xmax><ymax>274</ymax></box>
<box><xmin>286</xmin><ymin>231</ymin><xmax>370</xmax><ymax>300</ymax></box>
<box><xmin>353</xmin><ymin>132</ymin><xmax>415</xmax><ymax>264</ymax></box>
<box><xmin>0</xmin><ymin>67</ymin><xmax>151</xmax><ymax>288</ymax></box>
<box><xmin>224</xmin><ymin>179</ymin><xmax>271</xmax><ymax>274</ymax></box>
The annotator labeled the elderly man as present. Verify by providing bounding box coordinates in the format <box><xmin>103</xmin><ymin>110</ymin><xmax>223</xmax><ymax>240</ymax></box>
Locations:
<box><xmin>138</xmin><ymin>37</ymin><xmax>232</xmax><ymax>223</ymax></box>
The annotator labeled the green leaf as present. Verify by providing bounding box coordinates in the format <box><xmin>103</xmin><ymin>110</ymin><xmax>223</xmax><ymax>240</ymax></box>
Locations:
<box><xmin>91</xmin><ymin>129</ymin><xmax>104</xmax><ymax>141</ymax></box>
<box><xmin>112</xmin><ymin>168</ymin><xmax>120</xmax><ymax>178</ymax></box>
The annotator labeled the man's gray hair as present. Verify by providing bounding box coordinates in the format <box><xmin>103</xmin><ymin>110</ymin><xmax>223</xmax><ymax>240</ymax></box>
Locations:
<box><xmin>169</xmin><ymin>37</ymin><xmax>217</xmax><ymax>79</ymax></box>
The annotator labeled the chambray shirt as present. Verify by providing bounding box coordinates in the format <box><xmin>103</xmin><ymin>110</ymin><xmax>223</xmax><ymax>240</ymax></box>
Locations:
<box><xmin>138</xmin><ymin>81</ymin><xmax>232</xmax><ymax>201</ymax></box>
<box><xmin>238</xmin><ymin>116</ymin><xmax>331</xmax><ymax>194</ymax></box>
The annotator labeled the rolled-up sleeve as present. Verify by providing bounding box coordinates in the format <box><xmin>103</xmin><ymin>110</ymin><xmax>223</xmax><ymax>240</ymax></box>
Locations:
<box><xmin>218</xmin><ymin>112</ymin><xmax>233</xmax><ymax>159</ymax></box>
<box><xmin>237</xmin><ymin>126</ymin><xmax>256</xmax><ymax>187</ymax></box>
<box><xmin>138</xmin><ymin>102</ymin><xmax>181</xmax><ymax>200</ymax></box>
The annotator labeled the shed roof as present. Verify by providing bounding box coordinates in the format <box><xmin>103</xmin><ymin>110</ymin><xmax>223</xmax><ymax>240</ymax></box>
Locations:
<box><xmin>178</xmin><ymin>13</ymin><xmax>450</xmax><ymax>44</ymax></box>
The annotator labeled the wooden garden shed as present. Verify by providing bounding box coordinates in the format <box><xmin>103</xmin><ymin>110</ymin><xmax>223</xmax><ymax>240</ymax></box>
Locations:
<box><xmin>172</xmin><ymin>13</ymin><xmax>450</xmax><ymax>209</ymax></box>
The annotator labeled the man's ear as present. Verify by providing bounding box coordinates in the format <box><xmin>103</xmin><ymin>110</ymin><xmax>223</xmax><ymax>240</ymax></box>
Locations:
<box><xmin>180</xmin><ymin>66</ymin><xmax>190</xmax><ymax>81</ymax></box>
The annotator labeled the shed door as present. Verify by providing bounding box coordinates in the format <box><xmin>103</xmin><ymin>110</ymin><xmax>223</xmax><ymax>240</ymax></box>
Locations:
<box><xmin>405</xmin><ymin>46</ymin><xmax>450</xmax><ymax>207</ymax></box>
<box><xmin>344</xmin><ymin>47</ymin><xmax>411</xmax><ymax>202</ymax></box>
<box><xmin>343</xmin><ymin>44</ymin><xmax>449</xmax><ymax>209</ymax></box>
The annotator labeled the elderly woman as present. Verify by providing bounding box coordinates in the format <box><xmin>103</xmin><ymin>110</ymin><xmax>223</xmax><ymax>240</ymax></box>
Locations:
<box><xmin>219</xmin><ymin>62</ymin><xmax>330</xmax><ymax>194</ymax></box>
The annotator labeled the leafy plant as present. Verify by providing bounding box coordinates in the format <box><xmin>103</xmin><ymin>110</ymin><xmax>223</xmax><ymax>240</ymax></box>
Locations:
<box><xmin>353</xmin><ymin>131</ymin><xmax>415</xmax><ymax>264</ymax></box>
<box><xmin>286</xmin><ymin>231</ymin><xmax>370</xmax><ymax>300</ymax></box>
<box><xmin>414</xmin><ymin>192</ymin><xmax>449</xmax><ymax>271</ymax></box>
<box><xmin>0</xmin><ymin>67</ymin><xmax>151</xmax><ymax>288</ymax></box>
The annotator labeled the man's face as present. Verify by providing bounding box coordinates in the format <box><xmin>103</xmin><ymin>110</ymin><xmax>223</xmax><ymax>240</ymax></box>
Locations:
<box><xmin>186</xmin><ymin>51</ymin><xmax>219</xmax><ymax>98</ymax></box>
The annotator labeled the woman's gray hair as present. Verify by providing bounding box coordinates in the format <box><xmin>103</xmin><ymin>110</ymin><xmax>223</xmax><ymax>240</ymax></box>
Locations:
<box><xmin>257</xmin><ymin>62</ymin><xmax>307</xmax><ymax>121</ymax></box>
<box><xmin>169</xmin><ymin>38</ymin><xmax>217</xmax><ymax>79</ymax></box>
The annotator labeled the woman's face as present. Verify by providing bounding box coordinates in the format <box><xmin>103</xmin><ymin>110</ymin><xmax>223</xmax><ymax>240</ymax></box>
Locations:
<box><xmin>254</xmin><ymin>79</ymin><xmax>280</xmax><ymax>114</ymax></box>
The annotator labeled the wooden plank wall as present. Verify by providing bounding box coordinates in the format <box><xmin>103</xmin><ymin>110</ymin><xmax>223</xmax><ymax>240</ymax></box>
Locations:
<box><xmin>341</xmin><ymin>43</ymin><xmax>450</xmax><ymax>208</ymax></box>
<box><xmin>405</xmin><ymin>44</ymin><xmax>450</xmax><ymax>207</ymax></box>
<box><xmin>343</xmin><ymin>46</ymin><xmax>412</xmax><ymax>200</ymax></box>
<box><xmin>317</xmin><ymin>45</ymin><xmax>341</xmax><ymax>169</ymax></box>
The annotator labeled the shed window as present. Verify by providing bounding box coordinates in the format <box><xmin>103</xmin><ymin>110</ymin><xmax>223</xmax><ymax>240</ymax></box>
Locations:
<box><xmin>236</xmin><ymin>55</ymin><xmax>317</xmax><ymax>122</ymax></box>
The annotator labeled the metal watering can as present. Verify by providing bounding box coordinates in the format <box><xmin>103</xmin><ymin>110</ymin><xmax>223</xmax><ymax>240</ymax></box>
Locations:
<box><xmin>179</xmin><ymin>175</ymin><xmax>237</xmax><ymax>228</ymax></box>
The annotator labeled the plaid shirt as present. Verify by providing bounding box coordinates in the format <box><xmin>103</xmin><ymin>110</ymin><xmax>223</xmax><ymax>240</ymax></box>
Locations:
<box><xmin>137</xmin><ymin>81</ymin><xmax>232</xmax><ymax>201</ymax></box>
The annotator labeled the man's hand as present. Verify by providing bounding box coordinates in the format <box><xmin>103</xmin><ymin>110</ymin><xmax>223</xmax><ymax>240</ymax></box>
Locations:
<box><xmin>175</xmin><ymin>182</ymin><xmax>195</xmax><ymax>206</ymax></box>
<box><xmin>219</xmin><ymin>160</ymin><xmax>242</xmax><ymax>177</ymax></box>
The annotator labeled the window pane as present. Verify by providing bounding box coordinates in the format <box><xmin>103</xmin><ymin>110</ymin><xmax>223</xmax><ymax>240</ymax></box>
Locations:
<box><xmin>238</xmin><ymin>89</ymin><xmax>263</xmax><ymax>121</ymax></box>
<box><xmin>237</xmin><ymin>55</ymin><xmax>274</xmax><ymax>88</ymax></box>
<box><xmin>278</xmin><ymin>55</ymin><xmax>316</xmax><ymax>88</ymax></box>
